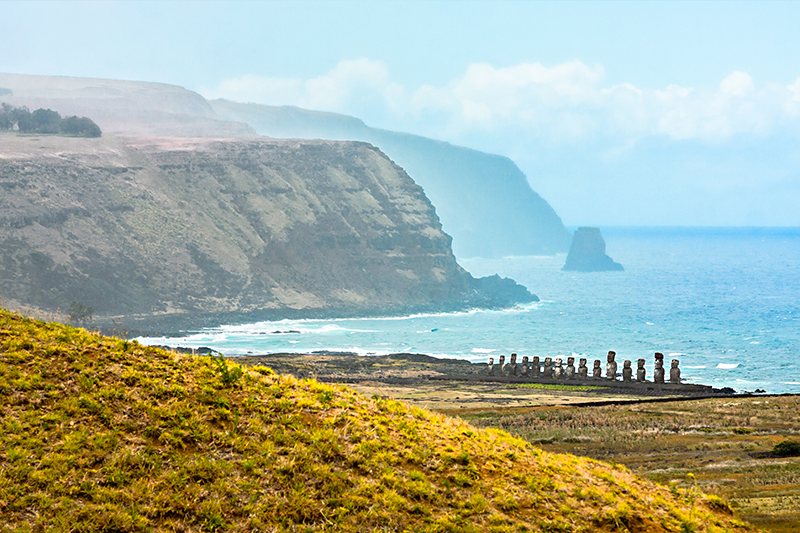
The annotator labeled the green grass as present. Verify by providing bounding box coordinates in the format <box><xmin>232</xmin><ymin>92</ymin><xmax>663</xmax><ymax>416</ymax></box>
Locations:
<box><xmin>0</xmin><ymin>308</ymin><xmax>758</xmax><ymax>532</ymax></box>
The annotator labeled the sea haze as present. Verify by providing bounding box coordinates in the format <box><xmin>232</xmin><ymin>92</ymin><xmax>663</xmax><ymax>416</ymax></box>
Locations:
<box><xmin>138</xmin><ymin>227</ymin><xmax>800</xmax><ymax>394</ymax></box>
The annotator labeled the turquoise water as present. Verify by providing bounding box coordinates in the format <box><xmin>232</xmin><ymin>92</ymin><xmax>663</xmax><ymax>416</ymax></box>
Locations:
<box><xmin>137</xmin><ymin>228</ymin><xmax>800</xmax><ymax>394</ymax></box>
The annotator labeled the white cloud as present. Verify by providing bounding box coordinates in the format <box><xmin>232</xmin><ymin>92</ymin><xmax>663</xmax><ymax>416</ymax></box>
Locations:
<box><xmin>720</xmin><ymin>71</ymin><xmax>754</xmax><ymax>97</ymax></box>
<box><xmin>204</xmin><ymin>60</ymin><xmax>800</xmax><ymax>144</ymax></box>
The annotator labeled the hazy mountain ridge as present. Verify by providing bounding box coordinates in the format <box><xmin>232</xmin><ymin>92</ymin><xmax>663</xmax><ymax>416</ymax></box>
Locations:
<box><xmin>210</xmin><ymin>100</ymin><xmax>572</xmax><ymax>258</ymax></box>
<box><xmin>0</xmin><ymin>72</ymin><xmax>257</xmax><ymax>138</ymax></box>
<box><xmin>0</xmin><ymin>73</ymin><xmax>571</xmax><ymax>259</ymax></box>
<box><xmin>0</xmin><ymin>133</ymin><xmax>533</xmax><ymax>328</ymax></box>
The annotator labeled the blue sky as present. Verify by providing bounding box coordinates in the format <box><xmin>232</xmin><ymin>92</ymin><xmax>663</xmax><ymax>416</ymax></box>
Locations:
<box><xmin>3</xmin><ymin>1</ymin><xmax>800</xmax><ymax>226</ymax></box>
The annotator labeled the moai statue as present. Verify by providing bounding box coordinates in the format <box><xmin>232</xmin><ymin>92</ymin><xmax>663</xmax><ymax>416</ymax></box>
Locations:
<box><xmin>592</xmin><ymin>360</ymin><xmax>602</xmax><ymax>379</ymax></box>
<box><xmin>487</xmin><ymin>357</ymin><xmax>495</xmax><ymax>376</ymax></box>
<box><xmin>565</xmin><ymin>356</ymin><xmax>576</xmax><ymax>379</ymax></box>
<box><xmin>554</xmin><ymin>357</ymin><xmax>564</xmax><ymax>379</ymax></box>
<box><xmin>521</xmin><ymin>356</ymin><xmax>530</xmax><ymax>377</ymax></box>
<box><xmin>543</xmin><ymin>357</ymin><xmax>553</xmax><ymax>379</ymax></box>
<box><xmin>622</xmin><ymin>360</ymin><xmax>633</xmax><ymax>382</ymax></box>
<box><xmin>606</xmin><ymin>351</ymin><xmax>618</xmax><ymax>381</ymax></box>
<box><xmin>499</xmin><ymin>355</ymin><xmax>507</xmax><ymax>376</ymax></box>
<box><xmin>531</xmin><ymin>356</ymin><xmax>541</xmax><ymax>379</ymax></box>
<box><xmin>653</xmin><ymin>352</ymin><xmax>665</xmax><ymax>383</ymax></box>
<box><xmin>636</xmin><ymin>359</ymin><xmax>646</xmax><ymax>382</ymax></box>
<box><xmin>578</xmin><ymin>358</ymin><xmax>588</xmax><ymax>379</ymax></box>
<box><xmin>670</xmin><ymin>359</ymin><xmax>681</xmax><ymax>384</ymax></box>
<box><xmin>509</xmin><ymin>353</ymin><xmax>518</xmax><ymax>377</ymax></box>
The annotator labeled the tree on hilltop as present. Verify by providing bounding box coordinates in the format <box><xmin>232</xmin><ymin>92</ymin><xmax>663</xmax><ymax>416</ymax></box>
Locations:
<box><xmin>0</xmin><ymin>103</ymin><xmax>101</xmax><ymax>137</ymax></box>
<box><xmin>60</xmin><ymin>115</ymin><xmax>102</xmax><ymax>137</ymax></box>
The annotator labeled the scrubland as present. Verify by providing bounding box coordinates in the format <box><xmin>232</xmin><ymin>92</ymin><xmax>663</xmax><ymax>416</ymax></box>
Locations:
<box><xmin>459</xmin><ymin>397</ymin><xmax>800</xmax><ymax>532</ymax></box>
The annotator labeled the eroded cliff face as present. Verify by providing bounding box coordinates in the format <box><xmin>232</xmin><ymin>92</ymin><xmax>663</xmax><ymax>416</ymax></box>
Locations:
<box><xmin>0</xmin><ymin>133</ymin><xmax>532</xmax><ymax>326</ymax></box>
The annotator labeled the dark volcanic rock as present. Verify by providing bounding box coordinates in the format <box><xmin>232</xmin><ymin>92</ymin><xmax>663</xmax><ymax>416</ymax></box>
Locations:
<box><xmin>562</xmin><ymin>227</ymin><xmax>624</xmax><ymax>272</ymax></box>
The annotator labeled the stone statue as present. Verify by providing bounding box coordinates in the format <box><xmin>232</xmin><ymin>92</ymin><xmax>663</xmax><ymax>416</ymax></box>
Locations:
<box><xmin>521</xmin><ymin>356</ymin><xmax>530</xmax><ymax>377</ymax></box>
<box><xmin>578</xmin><ymin>358</ymin><xmax>588</xmax><ymax>379</ymax></box>
<box><xmin>592</xmin><ymin>359</ymin><xmax>602</xmax><ymax>379</ymax></box>
<box><xmin>487</xmin><ymin>356</ymin><xmax>495</xmax><ymax>376</ymax></box>
<box><xmin>637</xmin><ymin>359</ymin><xmax>646</xmax><ymax>382</ymax></box>
<box><xmin>543</xmin><ymin>357</ymin><xmax>553</xmax><ymax>379</ymax></box>
<box><xmin>499</xmin><ymin>355</ymin><xmax>507</xmax><ymax>376</ymax></box>
<box><xmin>554</xmin><ymin>357</ymin><xmax>564</xmax><ymax>379</ymax></box>
<box><xmin>566</xmin><ymin>356</ymin><xmax>576</xmax><ymax>379</ymax></box>
<box><xmin>622</xmin><ymin>360</ymin><xmax>633</xmax><ymax>382</ymax></box>
<box><xmin>606</xmin><ymin>351</ymin><xmax>618</xmax><ymax>381</ymax></box>
<box><xmin>531</xmin><ymin>356</ymin><xmax>541</xmax><ymax>379</ymax></box>
<box><xmin>509</xmin><ymin>353</ymin><xmax>518</xmax><ymax>377</ymax></box>
<box><xmin>654</xmin><ymin>353</ymin><xmax>665</xmax><ymax>383</ymax></box>
<box><xmin>670</xmin><ymin>359</ymin><xmax>681</xmax><ymax>384</ymax></box>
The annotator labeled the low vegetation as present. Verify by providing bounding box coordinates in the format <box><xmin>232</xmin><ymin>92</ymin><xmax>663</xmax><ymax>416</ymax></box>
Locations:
<box><xmin>0</xmin><ymin>308</ymin><xmax>757</xmax><ymax>532</ymax></box>
<box><xmin>463</xmin><ymin>398</ymin><xmax>800</xmax><ymax>532</ymax></box>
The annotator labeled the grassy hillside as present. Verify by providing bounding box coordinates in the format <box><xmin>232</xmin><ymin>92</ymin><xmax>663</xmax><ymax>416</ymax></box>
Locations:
<box><xmin>0</xmin><ymin>308</ymin><xmax>756</xmax><ymax>532</ymax></box>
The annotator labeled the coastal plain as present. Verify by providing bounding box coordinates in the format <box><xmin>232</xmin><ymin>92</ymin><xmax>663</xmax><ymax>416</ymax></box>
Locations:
<box><xmin>239</xmin><ymin>351</ymin><xmax>800</xmax><ymax>532</ymax></box>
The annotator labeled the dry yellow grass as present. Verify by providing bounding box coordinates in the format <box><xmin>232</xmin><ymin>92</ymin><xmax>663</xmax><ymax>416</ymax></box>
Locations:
<box><xmin>0</xmin><ymin>308</ymin><xmax>758</xmax><ymax>532</ymax></box>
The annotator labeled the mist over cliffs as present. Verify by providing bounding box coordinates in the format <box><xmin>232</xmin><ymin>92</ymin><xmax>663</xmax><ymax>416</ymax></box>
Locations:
<box><xmin>0</xmin><ymin>73</ymin><xmax>571</xmax><ymax>259</ymax></box>
<box><xmin>0</xmin><ymin>134</ymin><xmax>534</xmax><ymax>327</ymax></box>
<box><xmin>210</xmin><ymin>100</ymin><xmax>572</xmax><ymax>258</ymax></box>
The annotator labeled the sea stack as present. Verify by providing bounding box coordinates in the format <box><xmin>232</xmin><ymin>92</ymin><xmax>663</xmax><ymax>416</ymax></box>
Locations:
<box><xmin>562</xmin><ymin>227</ymin><xmax>624</xmax><ymax>272</ymax></box>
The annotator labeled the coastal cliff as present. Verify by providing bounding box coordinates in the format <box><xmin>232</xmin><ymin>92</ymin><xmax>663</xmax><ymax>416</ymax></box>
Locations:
<box><xmin>0</xmin><ymin>133</ymin><xmax>534</xmax><ymax>328</ymax></box>
<box><xmin>210</xmin><ymin>100</ymin><xmax>572</xmax><ymax>258</ymax></box>
<box><xmin>0</xmin><ymin>73</ymin><xmax>571</xmax><ymax>259</ymax></box>
<box><xmin>562</xmin><ymin>227</ymin><xmax>624</xmax><ymax>272</ymax></box>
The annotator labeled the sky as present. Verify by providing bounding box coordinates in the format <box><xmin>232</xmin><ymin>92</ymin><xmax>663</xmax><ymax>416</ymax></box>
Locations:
<box><xmin>2</xmin><ymin>0</ymin><xmax>800</xmax><ymax>227</ymax></box>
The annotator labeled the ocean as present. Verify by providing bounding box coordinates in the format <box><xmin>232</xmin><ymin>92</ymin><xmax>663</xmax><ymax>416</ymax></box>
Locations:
<box><xmin>137</xmin><ymin>227</ymin><xmax>800</xmax><ymax>394</ymax></box>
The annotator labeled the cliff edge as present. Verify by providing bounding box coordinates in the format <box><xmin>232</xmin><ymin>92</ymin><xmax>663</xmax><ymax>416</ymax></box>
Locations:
<box><xmin>0</xmin><ymin>133</ymin><xmax>534</xmax><ymax>329</ymax></box>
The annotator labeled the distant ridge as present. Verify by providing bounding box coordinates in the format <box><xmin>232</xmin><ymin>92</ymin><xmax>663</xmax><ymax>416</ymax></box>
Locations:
<box><xmin>210</xmin><ymin>100</ymin><xmax>572</xmax><ymax>259</ymax></box>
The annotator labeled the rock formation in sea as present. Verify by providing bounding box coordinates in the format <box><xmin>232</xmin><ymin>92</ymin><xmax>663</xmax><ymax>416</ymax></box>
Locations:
<box><xmin>562</xmin><ymin>227</ymin><xmax>624</xmax><ymax>272</ymax></box>
<box><xmin>0</xmin><ymin>133</ymin><xmax>535</xmax><ymax>331</ymax></box>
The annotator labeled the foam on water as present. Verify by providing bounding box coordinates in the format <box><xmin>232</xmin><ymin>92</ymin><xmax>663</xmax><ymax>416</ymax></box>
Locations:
<box><xmin>136</xmin><ymin>228</ymin><xmax>800</xmax><ymax>393</ymax></box>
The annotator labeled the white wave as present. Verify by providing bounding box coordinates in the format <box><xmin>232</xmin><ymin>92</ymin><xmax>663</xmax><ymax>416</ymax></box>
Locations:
<box><xmin>717</xmin><ymin>363</ymin><xmax>740</xmax><ymax>369</ymax></box>
<box><xmin>684</xmin><ymin>365</ymin><xmax>707</xmax><ymax>369</ymax></box>
<box><xmin>646</xmin><ymin>322</ymin><xmax>655</xmax><ymax>325</ymax></box>
<box><xmin>471</xmin><ymin>348</ymin><xmax>497</xmax><ymax>354</ymax></box>
<box><xmin>750</xmin><ymin>341</ymin><xmax>760</xmax><ymax>344</ymax></box>
<box><xmin>668</xmin><ymin>352</ymin><xmax>687</xmax><ymax>356</ymax></box>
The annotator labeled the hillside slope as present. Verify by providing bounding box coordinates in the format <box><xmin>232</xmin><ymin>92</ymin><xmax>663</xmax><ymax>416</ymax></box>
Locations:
<box><xmin>210</xmin><ymin>100</ymin><xmax>572</xmax><ymax>258</ymax></box>
<box><xmin>0</xmin><ymin>133</ymin><xmax>531</xmax><ymax>328</ymax></box>
<box><xmin>0</xmin><ymin>72</ymin><xmax>256</xmax><ymax>138</ymax></box>
<box><xmin>0</xmin><ymin>309</ymin><xmax>756</xmax><ymax>532</ymax></box>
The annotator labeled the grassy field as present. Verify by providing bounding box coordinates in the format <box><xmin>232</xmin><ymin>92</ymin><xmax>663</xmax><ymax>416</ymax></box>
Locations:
<box><xmin>453</xmin><ymin>396</ymin><xmax>800</xmax><ymax>532</ymax></box>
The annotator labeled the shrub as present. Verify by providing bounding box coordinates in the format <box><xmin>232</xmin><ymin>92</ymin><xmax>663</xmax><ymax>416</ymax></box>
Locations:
<box><xmin>772</xmin><ymin>439</ymin><xmax>800</xmax><ymax>457</ymax></box>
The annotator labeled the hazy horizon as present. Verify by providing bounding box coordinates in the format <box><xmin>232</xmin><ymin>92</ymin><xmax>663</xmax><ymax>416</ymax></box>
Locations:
<box><xmin>3</xmin><ymin>1</ymin><xmax>800</xmax><ymax>227</ymax></box>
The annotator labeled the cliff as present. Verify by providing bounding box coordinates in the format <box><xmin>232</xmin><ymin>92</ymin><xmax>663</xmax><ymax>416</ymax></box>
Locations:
<box><xmin>210</xmin><ymin>100</ymin><xmax>572</xmax><ymax>258</ymax></box>
<box><xmin>0</xmin><ymin>73</ymin><xmax>571</xmax><ymax>259</ymax></box>
<box><xmin>0</xmin><ymin>132</ymin><xmax>534</xmax><ymax>328</ymax></box>
<box><xmin>562</xmin><ymin>227</ymin><xmax>624</xmax><ymax>272</ymax></box>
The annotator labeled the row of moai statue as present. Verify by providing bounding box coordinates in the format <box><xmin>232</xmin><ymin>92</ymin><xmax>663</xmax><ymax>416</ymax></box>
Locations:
<box><xmin>486</xmin><ymin>351</ymin><xmax>681</xmax><ymax>384</ymax></box>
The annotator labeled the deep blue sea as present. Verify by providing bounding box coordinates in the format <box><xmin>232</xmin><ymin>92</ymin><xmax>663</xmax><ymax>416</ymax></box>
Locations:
<box><xmin>137</xmin><ymin>228</ymin><xmax>800</xmax><ymax>394</ymax></box>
